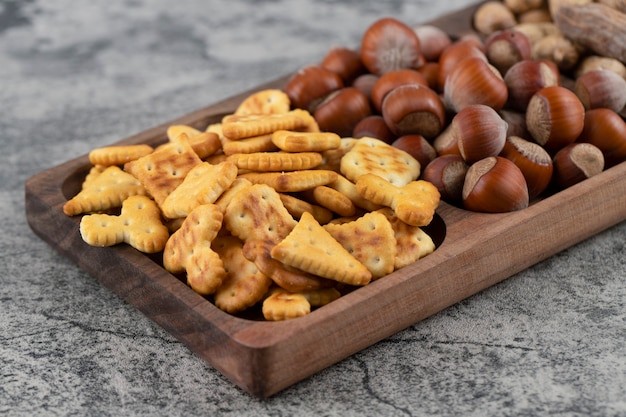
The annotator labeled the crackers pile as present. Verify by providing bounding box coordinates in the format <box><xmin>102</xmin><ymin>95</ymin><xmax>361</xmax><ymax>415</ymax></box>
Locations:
<box><xmin>63</xmin><ymin>88</ymin><xmax>440</xmax><ymax>321</ymax></box>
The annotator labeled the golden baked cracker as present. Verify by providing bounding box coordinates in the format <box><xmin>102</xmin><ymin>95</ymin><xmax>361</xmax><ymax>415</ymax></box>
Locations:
<box><xmin>212</xmin><ymin>235</ymin><xmax>273</xmax><ymax>313</ymax></box>
<box><xmin>167</xmin><ymin>124</ymin><xmax>203</xmax><ymax>140</ymax></box>
<box><xmin>376</xmin><ymin>208</ymin><xmax>435</xmax><ymax>269</ymax></box>
<box><xmin>303</xmin><ymin>185</ymin><xmax>356</xmax><ymax>217</ymax></box>
<box><xmin>327</xmin><ymin>174</ymin><xmax>383</xmax><ymax>212</ymax></box>
<box><xmin>162</xmin><ymin>204</ymin><xmax>226</xmax><ymax>295</ymax></box>
<box><xmin>278</xmin><ymin>193</ymin><xmax>334</xmax><ymax>225</ymax></box>
<box><xmin>318</xmin><ymin>137</ymin><xmax>358</xmax><ymax>172</ymax></box>
<box><xmin>238</xmin><ymin>169</ymin><xmax>338</xmax><ymax>192</ymax></box>
<box><xmin>63</xmin><ymin>166</ymin><xmax>148</xmax><ymax>216</ymax></box>
<box><xmin>79</xmin><ymin>195</ymin><xmax>169</xmax><ymax>253</ymax></box>
<box><xmin>226</xmin><ymin>151</ymin><xmax>322</xmax><ymax>172</ymax></box>
<box><xmin>356</xmin><ymin>174</ymin><xmax>440</xmax><ymax>227</ymax></box>
<box><xmin>340</xmin><ymin>136</ymin><xmax>420</xmax><ymax>186</ymax></box>
<box><xmin>221</xmin><ymin>109</ymin><xmax>313</xmax><ymax>140</ymax></box>
<box><xmin>222</xmin><ymin>133</ymin><xmax>278</xmax><ymax>156</ymax></box>
<box><xmin>124</xmin><ymin>138</ymin><xmax>202</xmax><ymax>208</ymax></box>
<box><xmin>234</xmin><ymin>89</ymin><xmax>291</xmax><ymax>115</ymax></box>
<box><xmin>242</xmin><ymin>239</ymin><xmax>335</xmax><ymax>292</ymax></box>
<box><xmin>214</xmin><ymin>178</ymin><xmax>253</xmax><ymax>213</ymax></box>
<box><xmin>88</xmin><ymin>144</ymin><xmax>154</xmax><ymax>166</ymax></box>
<box><xmin>323</xmin><ymin>211</ymin><xmax>396</xmax><ymax>280</ymax></box>
<box><xmin>270</xmin><ymin>212</ymin><xmax>372</xmax><ymax>286</ymax></box>
<box><xmin>262</xmin><ymin>288</ymin><xmax>311</xmax><ymax>321</ymax></box>
<box><xmin>271</xmin><ymin>130</ymin><xmax>341</xmax><ymax>152</ymax></box>
<box><xmin>82</xmin><ymin>165</ymin><xmax>107</xmax><ymax>189</ymax></box>
<box><xmin>223</xmin><ymin>183</ymin><xmax>297</xmax><ymax>245</ymax></box>
<box><xmin>160</xmin><ymin>161</ymin><xmax>238</xmax><ymax>219</ymax></box>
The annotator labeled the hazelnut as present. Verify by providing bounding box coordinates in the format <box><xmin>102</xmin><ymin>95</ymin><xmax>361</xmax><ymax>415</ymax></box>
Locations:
<box><xmin>437</xmin><ymin>38</ymin><xmax>487</xmax><ymax>89</ymax></box>
<box><xmin>577</xmin><ymin>108</ymin><xmax>626</xmax><ymax>168</ymax></box>
<box><xmin>413</xmin><ymin>24</ymin><xmax>452</xmax><ymax>62</ymax></box>
<box><xmin>574</xmin><ymin>69</ymin><xmax>626</xmax><ymax>112</ymax></box>
<box><xmin>484</xmin><ymin>29</ymin><xmax>532</xmax><ymax>75</ymax></box>
<box><xmin>320</xmin><ymin>46</ymin><xmax>366</xmax><ymax>84</ymax></box>
<box><xmin>314</xmin><ymin>87</ymin><xmax>372</xmax><ymax>137</ymax></box>
<box><xmin>473</xmin><ymin>1</ymin><xmax>517</xmax><ymax>36</ymax></box>
<box><xmin>462</xmin><ymin>156</ymin><xmax>530</xmax><ymax>213</ymax></box>
<box><xmin>360</xmin><ymin>17</ymin><xmax>424</xmax><ymax>75</ymax></box>
<box><xmin>525</xmin><ymin>86</ymin><xmax>585</xmax><ymax>153</ymax></box>
<box><xmin>381</xmin><ymin>84</ymin><xmax>446</xmax><ymax>139</ymax></box>
<box><xmin>353</xmin><ymin>115</ymin><xmax>396</xmax><ymax>144</ymax></box>
<box><xmin>391</xmin><ymin>134</ymin><xmax>437</xmax><ymax>169</ymax></box>
<box><xmin>552</xmin><ymin>143</ymin><xmax>605</xmax><ymax>189</ymax></box>
<box><xmin>500</xmin><ymin>135</ymin><xmax>554</xmax><ymax>198</ymax></box>
<box><xmin>370</xmin><ymin>69</ymin><xmax>429</xmax><ymax>113</ymax></box>
<box><xmin>443</xmin><ymin>56</ymin><xmax>508</xmax><ymax>112</ymax></box>
<box><xmin>504</xmin><ymin>59</ymin><xmax>560</xmax><ymax>112</ymax></box>
<box><xmin>284</xmin><ymin>65</ymin><xmax>343</xmax><ymax>112</ymax></box>
<box><xmin>422</xmin><ymin>154</ymin><xmax>469</xmax><ymax>203</ymax></box>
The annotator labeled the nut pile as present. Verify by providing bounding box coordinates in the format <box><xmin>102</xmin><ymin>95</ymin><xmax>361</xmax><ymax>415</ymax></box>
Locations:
<box><xmin>282</xmin><ymin>0</ymin><xmax>626</xmax><ymax>213</ymax></box>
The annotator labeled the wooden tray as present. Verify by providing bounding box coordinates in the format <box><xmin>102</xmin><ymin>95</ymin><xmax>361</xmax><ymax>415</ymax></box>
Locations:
<box><xmin>25</xmin><ymin>3</ymin><xmax>626</xmax><ymax>398</ymax></box>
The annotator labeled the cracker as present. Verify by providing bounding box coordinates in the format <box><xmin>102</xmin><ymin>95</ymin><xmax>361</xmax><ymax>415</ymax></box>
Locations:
<box><xmin>160</xmin><ymin>161</ymin><xmax>238</xmax><ymax>219</ymax></box>
<box><xmin>162</xmin><ymin>204</ymin><xmax>226</xmax><ymax>295</ymax></box>
<box><xmin>223</xmin><ymin>183</ymin><xmax>297</xmax><ymax>245</ymax></box>
<box><xmin>239</xmin><ymin>169</ymin><xmax>338</xmax><ymax>193</ymax></box>
<box><xmin>164</xmin><ymin>128</ymin><xmax>222</xmax><ymax>159</ymax></box>
<box><xmin>303</xmin><ymin>185</ymin><xmax>356</xmax><ymax>217</ymax></box>
<box><xmin>222</xmin><ymin>133</ymin><xmax>278</xmax><ymax>156</ymax></box>
<box><xmin>212</xmin><ymin>235</ymin><xmax>273</xmax><ymax>313</ymax></box>
<box><xmin>356</xmin><ymin>173</ymin><xmax>440</xmax><ymax>227</ymax></box>
<box><xmin>214</xmin><ymin>178</ymin><xmax>253</xmax><ymax>213</ymax></box>
<box><xmin>271</xmin><ymin>130</ymin><xmax>341</xmax><ymax>152</ymax></box>
<box><xmin>234</xmin><ymin>89</ymin><xmax>291</xmax><ymax>115</ymax></box>
<box><xmin>327</xmin><ymin>174</ymin><xmax>383</xmax><ymax>212</ymax></box>
<box><xmin>340</xmin><ymin>136</ymin><xmax>420</xmax><ymax>186</ymax></box>
<box><xmin>227</xmin><ymin>151</ymin><xmax>322</xmax><ymax>172</ymax></box>
<box><xmin>270</xmin><ymin>211</ymin><xmax>372</xmax><ymax>286</ymax></box>
<box><xmin>79</xmin><ymin>195</ymin><xmax>169</xmax><ymax>253</ymax></box>
<box><xmin>124</xmin><ymin>138</ymin><xmax>202</xmax><ymax>208</ymax></box>
<box><xmin>221</xmin><ymin>109</ymin><xmax>314</xmax><ymax>140</ymax></box>
<box><xmin>243</xmin><ymin>239</ymin><xmax>335</xmax><ymax>292</ymax></box>
<box><xmin>88</xmin><ymin>144</ymin><xmax>154</xmax><ymax>166</ymax></box>
<box><xmin>318</xmin><ymin>137</ymin><xmax>358</xmax><ymax>172</ymax></box>
<box><xmin>300</xmin><ymin>287</ymin><xmax>342</xmax><ymax>307</ymax></box>
<box><xmin>376</xmin><ymin>208</ymin><xmax>436</xmax><ymax>269</ymax></box>
<box><xmin>323</xmin><ymin>211</ymin><xmax>396</xmax><ymax>279</ymax></box>
<box><xmin>262</xmin><ymin>288</ymin><xmax>311</xmax><ymax>321</ymax></box>
<box><xmin>63</xmin><ymin>166</ymin><xmax>147</xmax><ymax>216</ymax></box>
<box><xmin>82</xmin><ymin>165</ymin><xmax>107</xmax><ymax>189</ymax></box>
<box><xmin>278</xmin><ymin>193</ymin><xmax>334</xmax><ymax>225</ymax></box>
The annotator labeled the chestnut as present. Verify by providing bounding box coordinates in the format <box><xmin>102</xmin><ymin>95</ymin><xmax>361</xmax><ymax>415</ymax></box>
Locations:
<box><xmin>577</xmin><ymin>108</ymin><xmax>626</xmax><ymax>168</ymax></box>
<box><xmin>391</xmin><ymin>134</ymin><xmax>437</xmax><ymax>169</ymax></box>
<box><xmin>443</xmin><ymin>56</ymin><xmax>508</xmax><ymax>112</ymax></box>
<box><xmin>422</xmin><ymin>154</ymin><xmax>469</xmax><ymax>204</ymax></box>
<box><xmin>284</xmin><ymin>65</ymin><xmax>343</xmax><ymax>112</ymax></box>
<box><xmin>552</xmin><ymin>143</ymin><xmax>605</xmax><ymax>189</ymax></box>
<box><xmin>381</xmin><ymin>84</ymin><xmax>446</xmax><ymax>139</ymax></box>
<box><xmin>360</xmin><ymin>17</ymin><xmax>424</xmax><ymax>75</ymax></box>
<box><xmin>526</xmin><ymin>86</ymin><xmax>585</xmax><ymax>153</ymax></box>
<box><xmin>314</xmin><ymin>87</ymin><xmax>372</xmax><ymax>138</ymax></box>
<box><xmin>462</xmin><ymin>156</ymin><xmax>530</xmax><ymax>213</ymax></box>
<box><xmin>500</xmin><ymin>135</ymin><xmax>554</xmax><ymax>199</ymax></box>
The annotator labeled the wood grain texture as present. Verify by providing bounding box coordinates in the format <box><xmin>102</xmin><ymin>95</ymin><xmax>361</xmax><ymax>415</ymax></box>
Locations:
<box><xmin>24</xmin><ymin>2</ymin><xmax>626</xmax><ymax>397</ymax></box>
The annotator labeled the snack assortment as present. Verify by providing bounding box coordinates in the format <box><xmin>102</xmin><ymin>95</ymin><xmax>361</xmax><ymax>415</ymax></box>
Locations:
<box><xmin>64</xmin><ymin>89</ymin><xmax>439</xmax><ymax>321</ymax></box>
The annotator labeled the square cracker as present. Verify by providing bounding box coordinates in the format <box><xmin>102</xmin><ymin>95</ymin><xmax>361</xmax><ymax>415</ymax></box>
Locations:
<box><xmin>340</xmin><ymin>136</ymin><xmax>420</xmax><ymax>187</ymax></box>
<box><xmin>124</xmin><ymin>138</ymin><xmax>202</xmax><ymax>208</ymax></box>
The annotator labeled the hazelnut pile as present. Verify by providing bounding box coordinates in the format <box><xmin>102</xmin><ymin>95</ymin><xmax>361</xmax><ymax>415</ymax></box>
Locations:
<box><xmin>281</xmin><ymin>9</ymin><xmax>626</xmax><ymax>213</ymax></box>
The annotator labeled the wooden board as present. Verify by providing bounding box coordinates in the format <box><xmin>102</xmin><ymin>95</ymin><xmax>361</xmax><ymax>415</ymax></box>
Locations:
<box><xmin>24</xmin><ymin>2</ymin><xmax>626</xmax><ymax>398</ymax></box>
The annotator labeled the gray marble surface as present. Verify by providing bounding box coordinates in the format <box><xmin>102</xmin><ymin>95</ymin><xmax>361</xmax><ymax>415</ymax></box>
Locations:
<box><xmin>2</xmin><ymin>0</ymin><xmax>625</xmax><ymax>415</ymax></box>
